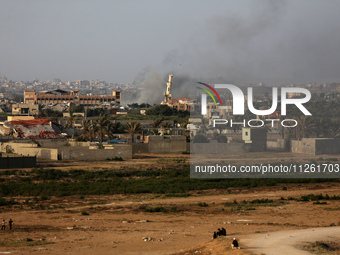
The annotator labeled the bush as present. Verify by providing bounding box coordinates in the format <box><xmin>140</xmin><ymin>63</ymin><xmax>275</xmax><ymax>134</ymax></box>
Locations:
<box><xmin>193</xmin><ymin>134</ymin><xmax>209</xmax><ymax>143</ymax></box>
<box><xmin>198</xmin><ymin>202</ymin><xmax>208</xmax><ymax>207</ymax></box>
<box><xmin>0</xmin><ymin>197</ymin><xmax>18</xmax><ymax>206</ymax></box>
<box><xmin>217</xmin><ymin>135</ymin><xmax>228</xmax><ymax>143</ymax></box>
<box><xmin>144</xmin><ymin>206</ymin><xmax>167</xmax><ymax>213</ymax></box>
<box><xmin>81</xmin><ymin>211</ymin><xmax>89</xmax><ymax>216</ymax></box>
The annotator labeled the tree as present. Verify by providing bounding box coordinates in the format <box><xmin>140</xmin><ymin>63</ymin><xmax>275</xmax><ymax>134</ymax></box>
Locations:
<box><xmin>328</xmin><ymin>120</ymin><xmax>340</xmax><ymax>138</ymax></box>
<box><xmin>106</xmin><ymin>122</ymin><xmax>115</xmax><ymax>143</ymax></box>
<box><xmin>193</xmin><ymin>134</ymin><xmax>209</xmax><ymax>143</ymax></box>
<box><xmin>88</xmin><ymin>124</ymin><xmax>98</xmax><ymax>142</ymax></box>
<box><xmin>162</xmin><ymin>121</ymin><xmax>172</xmax><ymax>134</ymax></box>
<box><xmin>82</xmin><ymin>119</ymin><xmax>97</xmax><ymax>142</ymax></box>
<box><xmin>217</xmin><ymin>134</ymin><xmax>228</xmax><ymax>143</ymax></box>
<box><xmin>96</xmin><ymin>114</ymin><xmax>110</xmax><ymax>142</ymax></box>
<box><xmin>295</xmin><ymin>116</ymin><xmax>316</xmax><ymax>140</ymax></box>
<box><xmin>151</xmin><ymin>117</ymin><xmax>164</xmax><ymax>128</ymax></box>
<box><xmin>125</xmin><ymin>120</ymin><xmax>142</xmax><ymax>143</ymax></box>
<box><xmin>146</xmin><ymin>105</ymin><xmax>174</xmax><ymax>116</ymax></box>
<box><xmin>67</xmin><ymin>110</ymin><xmax>75</xmax><ymax>128</ymax></box>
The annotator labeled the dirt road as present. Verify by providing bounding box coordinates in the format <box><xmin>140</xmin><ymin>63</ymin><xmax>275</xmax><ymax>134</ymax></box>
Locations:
<box><xmin>242</xmin><ymin>226</ymin><xmax>340</xmax><ymax>255</ymax></box>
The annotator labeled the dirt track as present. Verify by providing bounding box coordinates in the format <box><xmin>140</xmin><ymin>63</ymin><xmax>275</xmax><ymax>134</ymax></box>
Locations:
<box><xmin>242</xmin><ymin>226</ymin><xmax>340</xmax><ymax>255</ymax></box>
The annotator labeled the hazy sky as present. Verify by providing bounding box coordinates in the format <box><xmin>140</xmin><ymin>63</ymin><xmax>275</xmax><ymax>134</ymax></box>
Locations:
<box><xmin>1</xmin><ymin>0</ymin><xmax>340</xmax><ymax>84</ymax></box>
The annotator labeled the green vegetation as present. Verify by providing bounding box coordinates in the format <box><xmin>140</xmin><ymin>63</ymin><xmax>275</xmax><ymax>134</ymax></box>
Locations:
<box><xmin>223</xmin><ymin>198</ymin><xmax>285</xmax><ymax>211</ymax></box>
<box><xmin>302</xmin><ymin>241</ymin><xmax>340</xmax><ymax>254</ymax></box>
<box><xmin>145</xmin><ymin>104</ymin><xmax>189</xmax><ymax>117</ymax></box>
<box><xmin>299</xmin><ymin>193</ymin><xmax>340</xmax><ymax>201</ymax></box>
<box><xmin>197</xmin><ymin>202</ymin><xmax>209</xmax><ymax>207</ymax></box>
<box><xmin>81</xmin><ymin>211</ymin><xmax>89</xmax><ymax>216</ymax></box>
<box><xmin>0</xmin><ymin>239</ymin><xmax>54</xmax><ymax>247</ymax></box>
<box><xmin>144</xmin><ymin>206</ymin><xmax>167</xmax><ymax>213</ymax></box>
<box><xmin>0</xmin><ymin>166</ymin><xmax>338</xmax><ymax>198</ymax></box>
<box><xmin>106</xmin><ymin>157</ymin><xmax>124</xmax><ymax>161</ymax></box>
<box><xmin>0</xmin><ymin>197</ymin><xmax>18</xmax><ymax>206</ymax></box>
<box><xmin>313</xmin><ymin>201</ymin><xmax>327</xmax><ymax>205</ymax></box>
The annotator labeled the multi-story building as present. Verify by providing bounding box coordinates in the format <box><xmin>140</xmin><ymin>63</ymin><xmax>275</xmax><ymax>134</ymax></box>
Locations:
<box><xmin>24</xmin><ymin>89</ymin><xmax>121</xmax><ymax>106</ymax></box>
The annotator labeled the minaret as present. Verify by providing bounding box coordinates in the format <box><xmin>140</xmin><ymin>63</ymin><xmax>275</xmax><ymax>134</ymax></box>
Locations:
<box><xmin>163</xmin><ymin>74</ymin><xmax>173</xmax><ymax>104</ymax></box>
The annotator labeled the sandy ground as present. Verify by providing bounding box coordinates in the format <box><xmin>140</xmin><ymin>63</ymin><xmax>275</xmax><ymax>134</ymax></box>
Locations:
<box><xmin>0</xmin><ymin>153</ymin><xmax>339</xmax><ymax>254</ymax></box>
<box><xmin>242</xmin><ymin>226</ymin><xmax>340</xmax><ymax>255</ymax></box>
<box><xmin>0</xmin><ymin>184</ymin><xmax>339</xmax><ymax>254</ymax></box>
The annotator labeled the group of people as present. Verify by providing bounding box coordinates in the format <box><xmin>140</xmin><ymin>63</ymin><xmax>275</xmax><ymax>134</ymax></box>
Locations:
<box><xmin>1</xmin><ymin>219</ymin><xmax>14</xmax><ymax>230</ymax></box>
<box><xmin>212</xmin><ymin>227</ymin><xmax>227</xmax><ymax>239</ymax></box>
<box><xmin>212</xmin><ymin>227</ymin><xmax>240</xmax><ymax>249</ymax></box>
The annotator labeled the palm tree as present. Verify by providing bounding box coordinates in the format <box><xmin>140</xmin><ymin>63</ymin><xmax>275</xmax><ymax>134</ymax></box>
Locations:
<box><xmin>106</xmin><ymin>122</ymin><xmax>115</xmax><ymax>143</ymax></box>
<box><xmin>125</xmin><ymin>120</ymin><xmax>142</xmax><ymax>143</ymax></box>
<box><xmin>82</xmin><ymin>119</ymin><xmax>91</xmax><ymax>140</ymax></box>
<box><xmin>96</xmin><ymin>114</ymin><xmax>110</xmax><ymax>142</ymax></box>
<box><xmin>67</xmin><ymin>109</ymin><xmax>75</xmax><ymax>128</ymax></box>
<box><xmin>295</xmin><ymin>116</ymin><xmax>316</xmax><ymax>140</ymax></box>
<box><xmin>151</xmin><ymin>117</ymin><xmax>164</xmax><ymax>128</ymax></box>
<box><xmin>162</xmin><ymin>121</ymin><xmax>172</xmax><ymax>135</ymax></box>
<box><xmin>328</xmin><ymin>119</ymin><xmax>340</xmax><ymax>138</ymax></box>
<box><xmin>88</xmin><ymin>124</ymin><xmax>98</xmax><ymax>142</ymax></box>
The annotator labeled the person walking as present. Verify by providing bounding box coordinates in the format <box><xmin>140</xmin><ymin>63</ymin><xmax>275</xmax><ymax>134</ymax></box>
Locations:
<box><xmin>1</xmin><ymin>220</ymin><xmax>5</xmax><ymax>230</ymax></box>
<box><xmin>9</xmin><ymin>219</ymin><xmax>13</xmax><ymax>230</ymax></box>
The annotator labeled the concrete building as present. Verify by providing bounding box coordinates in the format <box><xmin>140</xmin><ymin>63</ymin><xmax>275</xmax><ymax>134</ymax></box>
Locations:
<box><xmin>24</xmin><ymin>89</ymin><xmax>121</xmax><ymax>106</ymax></box>
<box><xmin>291</xmin><ymin>138</ymin><xmax>340</xmax><ymax>155</ymax></box>
<box><xmin>242</xmin><ymin>127</ymin><xmax>267</xmax><ymax>151</ymax></box>
<box><xmin>12</xmin><ymin>103</ymin><xmax>39</xmax><ymax>116</ymax></box>
<box><xmin>0</xmin><ymin>140</ymin><xmax>132</xmax><ymax>160</ymax></box>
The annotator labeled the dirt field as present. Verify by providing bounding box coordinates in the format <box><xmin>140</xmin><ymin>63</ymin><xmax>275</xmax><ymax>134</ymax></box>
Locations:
<box><xmin>0</xmin><ymin>153</ymin><xmax>339</xmax><ymax>254</ymax></box>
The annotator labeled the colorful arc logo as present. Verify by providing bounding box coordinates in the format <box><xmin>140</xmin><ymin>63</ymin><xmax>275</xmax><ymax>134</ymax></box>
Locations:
<box><xmin>196</xmin><ymin>82</ymin><xmax>223</xmax><ymax>106</ymax></box>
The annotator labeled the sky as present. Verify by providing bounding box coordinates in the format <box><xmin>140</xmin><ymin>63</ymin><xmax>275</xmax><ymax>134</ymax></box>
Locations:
<box><xmin>1</xmin><ymin>0</ymin><xmax>340</xmax><ymax>85</ymax></box>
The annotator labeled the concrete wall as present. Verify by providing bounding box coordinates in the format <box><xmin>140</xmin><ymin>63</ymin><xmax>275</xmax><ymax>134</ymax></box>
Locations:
<box><xmin>291</xmin><ymin>139</ymin><xmax>316</xmax><ymax>155</ymax></box>
<box><xmin>291</xmin><ymin>138</ymin><xmax>340</xmax><ymax>155</ymax></box>
<box><xmin>0</xmin><ymin>156</ymin><xmax>36</xmax><ymax>169</ymax></box>
<box><xmin>191</xmin><ymin>143</ymin><xmax>251</xmax><ymax>154</ymax></box>
<box><xmin>59</xmin><ymin>144</ymin><xmax>132</xmax><ymax>160</ymax></box>
<box><xmin>148</xmin><ymin>136</ymin><xmax>186</xmax><ymax>153</ymax></box>
<box><xmin>132</xmin><ymin>143</ymin><xmax>149</xmax><ymax>154</ymax></box>
<box><xmin>15</xmin><ymin>147</ymin><xmax>59</xmax><ymax>160</ymax></box>
<box><xmin>267</xmin><ymin>139</ymin><xmax>290</xmax><ymax>152</ymax></box>
<box><xmin>242</xmin><ymin>128</ymin><xmax>267</xmax><ymax>152</ymax></box>
<box><xmin>1</xmin><ymin>141</ymin><xmax>132</xmax><ymax>160</ymax></box>
<box><xmin>0</xmin><ymin>142</ymin><xmax>58</xmax><ymax>160</ymax></box>
<box><xmin>315</xmin><ymin>139</ymin><xmax>340</xmax><ymax>155</ymax></box>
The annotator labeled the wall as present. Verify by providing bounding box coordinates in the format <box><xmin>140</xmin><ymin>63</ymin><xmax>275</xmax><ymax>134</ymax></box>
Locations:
<box><xmin>1</xmin><ymin>141</ymin><xmax>132</xmax><ymax>160</ymax></box>
<box><xmin>291</xmin><ymin>139</ymin><xmax>316</xmax><ymax>155</ymax></box>
<box><xmin>242</xmin><ymin>128</ymin><xmax>267</xmax><ymax>152</ymax></box>
<box><xmin>267</xmin><ymin>139</ymin><xmax>290</xmax><ymax>152</ymax></box>
<box><xmin>59</xmin><ymin>144</ymin><xmax>132</xmax><ymax>160</ymax></box>
<box><xmin>132</xmin><ymin>143</ymin><xmax>149</xmax><ymax>154</ymax></box>
<box><xmin>191</xmin><ymin>143</ymin><xmax>251</xmax><ymax>154</ymax></box>
<box><xmin>0</xmin><ymin>156</ymin><xmax>36</xmax><ymax>169</ymax></box>
<box><xmin>15</xmin><ymin>147</ymin><xmax>59</xmax><ymax>160</ymax></box>
<box><xmin>315</xmin><ymin>139</ymin><xmax>340</xmax><ymax>155</ymax></box>
<box><xmin>291</xmin><ymin>138</ymin><xmax>340</xmax><ymax>155</ymax></box>
<box><xmin>148</xmin><ymin>136</ymin><xmax>186</xmax><ymax>153</ymax></box>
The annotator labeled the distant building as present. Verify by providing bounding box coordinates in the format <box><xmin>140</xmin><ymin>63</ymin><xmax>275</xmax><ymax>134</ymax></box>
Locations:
<box><xmin>24</xmin><ymin>89</ymin><xmax>121</xmax><ymax>106</ymax></box>
<box><xmin>242</xmin><ymin>127</ymin><xmax>267</xmax><ymax>151</ymax></box>
<box><xmin>12</xmin><ymin>103</ymin><xmax>39</xmax><ymax>116</ymax></box>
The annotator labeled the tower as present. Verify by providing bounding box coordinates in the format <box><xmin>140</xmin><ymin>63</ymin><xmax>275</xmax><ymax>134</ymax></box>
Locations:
<box><xmin>162</xmin><ymin>74</ymin><xmax>173</xmax><ymax>104</ymax></box>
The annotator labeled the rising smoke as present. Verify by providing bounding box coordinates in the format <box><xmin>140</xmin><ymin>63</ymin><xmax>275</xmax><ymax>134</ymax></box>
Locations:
<box><xmin>134</xmin><ymin>0</ymin><xmax>340</xmax><ymax>104</ymax></box>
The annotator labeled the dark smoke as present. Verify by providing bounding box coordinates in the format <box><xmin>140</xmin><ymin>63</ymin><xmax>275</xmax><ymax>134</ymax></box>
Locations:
<box><xmin>134</xmin><ymin>0</ymin><xmax>340</xmax><ymax>103</ymax></box>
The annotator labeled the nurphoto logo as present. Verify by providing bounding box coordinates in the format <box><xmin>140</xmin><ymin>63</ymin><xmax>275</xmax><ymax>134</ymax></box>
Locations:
<box><xmin>197</xmin><ymin>83</ymin><xmax>312</xmax><ymax>128</ymax></box>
